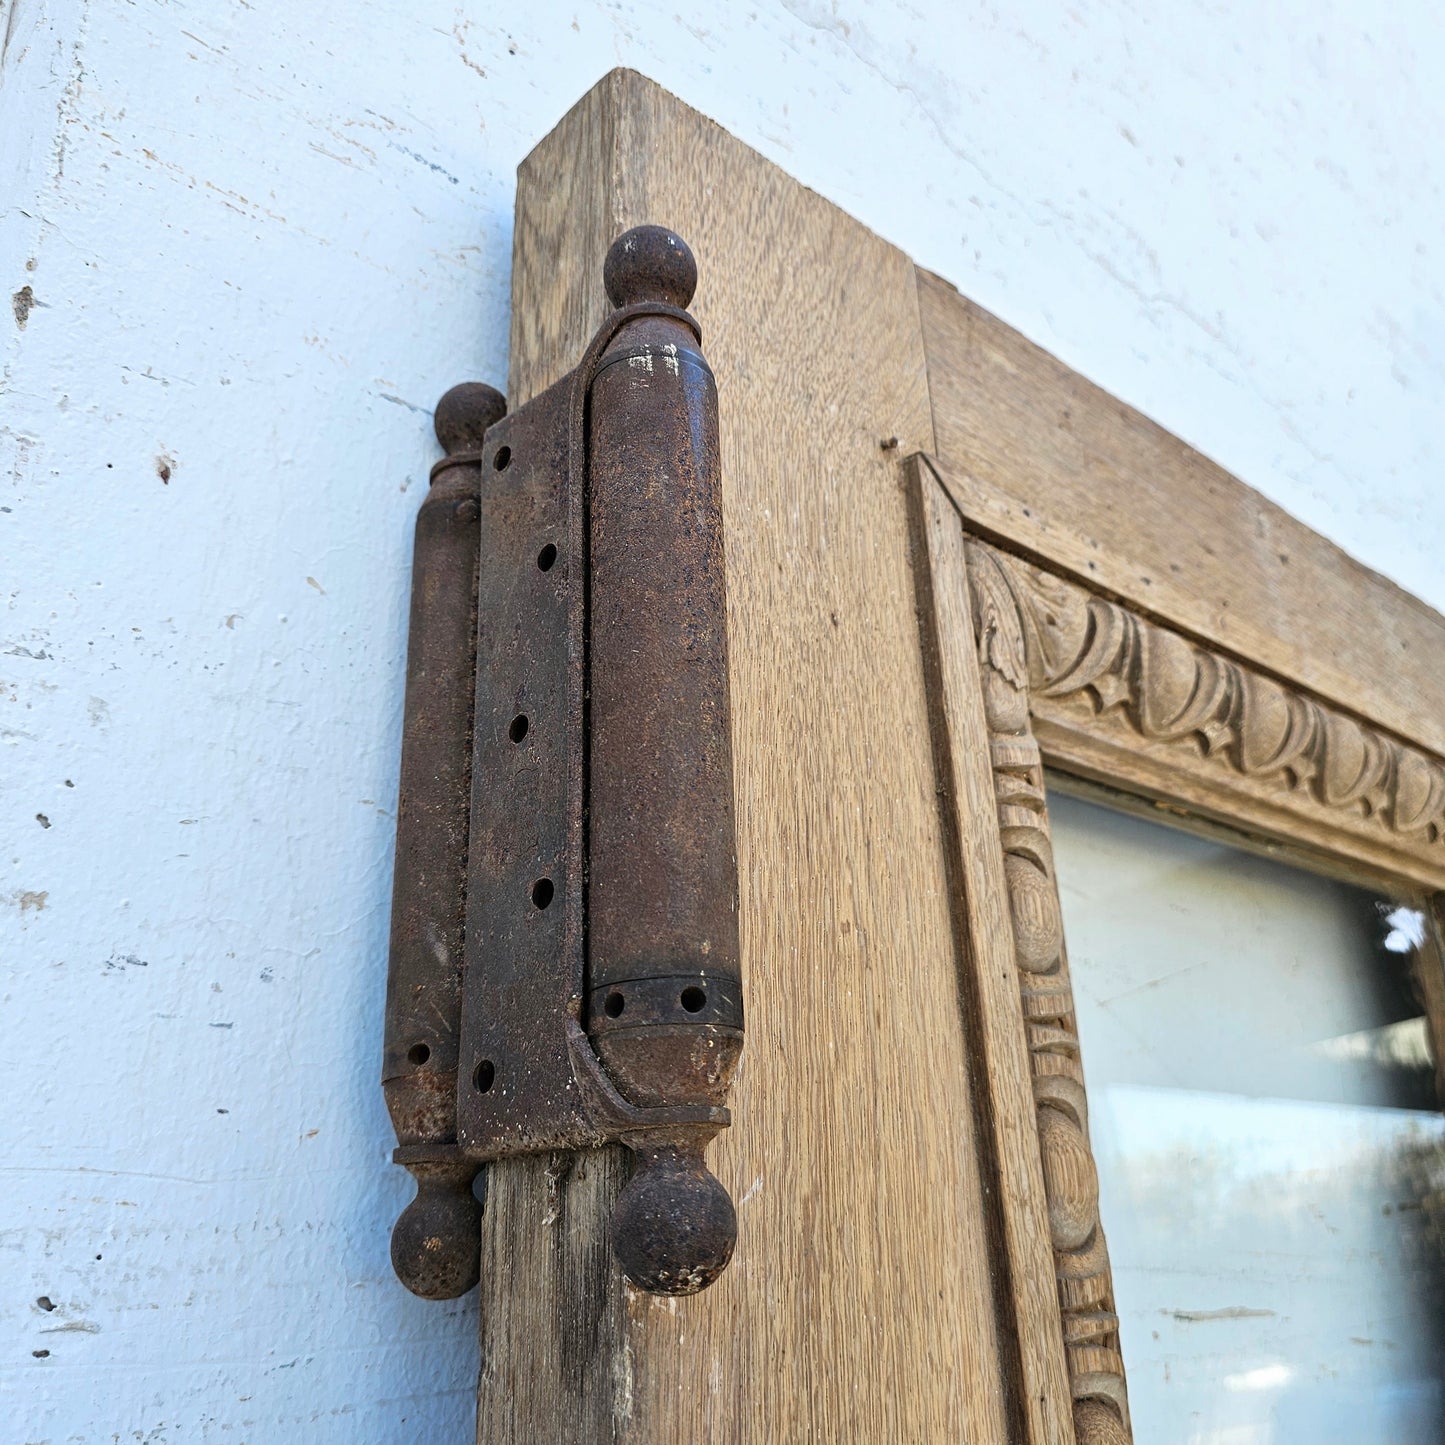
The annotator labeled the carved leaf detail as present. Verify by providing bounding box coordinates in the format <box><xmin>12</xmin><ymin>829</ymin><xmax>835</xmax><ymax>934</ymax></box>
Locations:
<box><xmin>976</xmin><ymin>542</ymin><xmax>1445</xmax><ymax>849</ymax></box>
<box><xmin>1396</xmin><ymin>751</ymin><xmax>1445</xmax><ymax>834</ymax></box>
<box><xmin>1002</xmin><ymin>556</ymin><xmax>1095</xmax><ymax>690</ymax></box>
<box><xmin>968</xmin><ymin>546</ymin><xmax>1029</xmax><ymax>690</ymax></box>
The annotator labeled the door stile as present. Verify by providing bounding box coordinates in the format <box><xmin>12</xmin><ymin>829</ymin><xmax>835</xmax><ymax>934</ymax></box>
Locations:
<box><xmin>478</xmin><ymin>70</ymin><xmax>1012</xmax><ymax>1444</ymax></box>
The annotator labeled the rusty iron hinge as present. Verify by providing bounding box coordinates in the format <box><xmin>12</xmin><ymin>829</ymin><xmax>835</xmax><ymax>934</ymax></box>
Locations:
<box><xmin>381</xmin><ymin>228</ymin><xmax>743</xmax><ymax>1301</ymax></box>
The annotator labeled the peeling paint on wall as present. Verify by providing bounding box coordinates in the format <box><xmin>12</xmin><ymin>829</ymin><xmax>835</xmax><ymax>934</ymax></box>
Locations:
<box><xmin>12</xmin><ymin>283</ymin><xmax>35</xmax><ymax>328</ymax></box>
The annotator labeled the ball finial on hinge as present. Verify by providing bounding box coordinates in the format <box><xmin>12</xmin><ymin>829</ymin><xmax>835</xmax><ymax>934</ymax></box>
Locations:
<box><xmin>433</xmin><ymin>381</ymin><xmax>507</xmax><ymax>456</ymax></box>
<box><xmin>604</xmin><ymin>225</ymin><xmax>698</xmax><ymax>310</ymax></box>
<box><xmin>610</xmin><ymin>1139</ymin><xmax>737</xmax><ymax>1296</ymax></box>
<box><xmin>390</xmin><ymin>1160</ymin><xmax>482</xmax><ymax>1300</ymax></box>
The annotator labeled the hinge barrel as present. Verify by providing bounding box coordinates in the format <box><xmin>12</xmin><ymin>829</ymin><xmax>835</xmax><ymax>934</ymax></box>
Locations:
<box><xmin>383</xmin><ymin>384</ymin><xmax>504</xmax><ymax>1300</ymax></box>
<box><xmin>585</xmin><ymin>234</ymin><xmax>743</xmax><ymax>1292</ymax></box>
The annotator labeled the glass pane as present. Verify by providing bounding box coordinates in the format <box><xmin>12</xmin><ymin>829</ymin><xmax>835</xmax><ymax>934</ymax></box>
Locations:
<box><xmin>1048</xmin><ymin>789</ymin><xmax>1445</xmax><ymax>1443</ymax></box>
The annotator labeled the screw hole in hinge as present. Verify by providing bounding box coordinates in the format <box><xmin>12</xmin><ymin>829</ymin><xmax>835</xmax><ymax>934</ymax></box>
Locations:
<box><xmin>531</xmin><ymin>878</ymin><xmax>554</xmax><ymax>910</ymax></box>
<box><xmin>473</xmin><ymin>1059</ymin><xmax>495</xmax><ymax>1093</ymax></box>
<box><xmin>509</xmin><ymin>714</ymin><xmax>529</xmax><ymax>744</ymax></box>
<box><xmin>493</xmin><ymin>445</ymin><xmax>511</xmax><ymax>471</ymax></box>
<box><xmin>604</xmin><ymin>991</ymin><xmax>625</xmax><ymax>1018</ymax></box>
<box><xmin>536</xmin><ymin>543</ymin><xmax>557</xmax><ymax>572</ymax></box>
<box><xmin>407</xmin><ymin>1042</ymin><xmax>431</xmax><ymax>1067</ymax></box>
<box><xmin>680</xmin><ymin>986</ymin><xmax>707</xmax><ymax>1014</ymax></box>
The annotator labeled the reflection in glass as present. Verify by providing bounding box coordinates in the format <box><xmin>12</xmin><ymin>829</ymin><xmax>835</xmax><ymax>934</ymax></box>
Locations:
<box><xmin>1049</xmin><ymin>790</ymin><xmax>1445</xmax><ymax>1443</ymax></box>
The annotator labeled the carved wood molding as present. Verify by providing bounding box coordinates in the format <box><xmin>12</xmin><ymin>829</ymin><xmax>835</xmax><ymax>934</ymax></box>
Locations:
<box><xmin>964</xmin><ymin>538</ymin><xmax>1133</xmax><ymax>1445</ymax></box>
<box><xmin>970</xmin><ymin>536</ymin><xmax>1445</xmax><ymax>891</ymax></box>
<box><xmin>963</xmin><ymin>532</ymin><xmax>1445</xmax><ymax>1442</ymax></box>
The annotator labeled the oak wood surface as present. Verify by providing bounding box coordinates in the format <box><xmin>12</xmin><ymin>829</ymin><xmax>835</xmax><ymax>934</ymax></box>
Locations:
<box><xmin>911</xmin><ymin>464</ymin><xmax>1076</xmax><ymax>1444</ymax></box>
<box><xmin>1413</xmin><ymin>901</ymin><xmax>1445</xmax><ymax>1108</ymax></box>
<box><xmin>943</xmin><ymin>511</ymin><xmax>1134</xmax><ymax>1443</ymax></box>
<box><xmin>916</xmin><ymin>269</ymin><xmax>1445</xmax><ymax>762</ymax></box>
<box><xmin>938</xmin><ymin>517</ymin><xmax>1445</xmax><ymax>894</ymax></box>
<box><xmin>1033</xmin><ymin>716</ymin><xmax>1445</xmax><ymax>894</ymax></box>
<box><xmin>484</xmin><ymin>69</ymin><xmax>1014</xmax><ymax>1443</ymax></box>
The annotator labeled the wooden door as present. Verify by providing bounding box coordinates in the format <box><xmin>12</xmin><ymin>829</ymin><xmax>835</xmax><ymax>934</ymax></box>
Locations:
<box><xmin>482</xmin><ymin>68</ymin><xmax>1025</xmax><ymax>1444</ymax></box>
<box><xmin>477</xmin><ymin>69</ymin><xmax>1445</xmax><ymax>1444</ymax></box>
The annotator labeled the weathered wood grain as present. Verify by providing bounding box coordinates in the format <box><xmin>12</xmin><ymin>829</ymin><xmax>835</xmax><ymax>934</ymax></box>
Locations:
<box><xmin>935</xmin><ymin>515</ymin><xmax>1132</xmax><ymax>1443</ymax></box>
<box><xmin>916</xmin><ymin>269</ymin><xmax>1445</xmax><ymax>762</ymax></box>
<box><xmin>484</xmin><ymin>69</ymin><xmax>1013</xmax><ymax>1443</ymax></box>
<box><xmin>1418</xmin><ymin>900</ymin><xmax>1445</xmax><ymax>1110</ymax></box>
<box><xmin>949</xmin><ymin>524</ymin><xmax>1445</xmax><ymax>894</ymax></box>
<box><xmin>910</xmin><ymin>462</ymin><xmax>1077</xmax><ymax>1444</ymax></box>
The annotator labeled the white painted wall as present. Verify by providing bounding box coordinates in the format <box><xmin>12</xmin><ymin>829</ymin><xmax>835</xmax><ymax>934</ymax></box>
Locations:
<box><xmin>3</xmin><ymin>2</ymin><xmax>1440</xmax><ymax>1439</ymax></box>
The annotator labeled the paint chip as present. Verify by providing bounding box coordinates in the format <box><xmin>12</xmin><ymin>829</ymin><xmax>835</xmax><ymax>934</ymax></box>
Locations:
<box><xmin>1170</xmin><ymin>1306</ymin><xmax>1276</xmax><ymax>1322</ymax></box>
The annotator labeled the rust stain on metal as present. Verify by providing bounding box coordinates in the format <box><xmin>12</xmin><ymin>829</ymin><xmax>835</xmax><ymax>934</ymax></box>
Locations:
<box><xmin>382</xmin><ymin>228</ymin><xmax>743</xmax><ymax>1300</ymax></box>
<box><xmin>586</xmin><ymin>232</ymin><xmax>742</xmax><ymax>1291</ymax></box>
<box><xmin>382</xmin><ymin>380</ymin><xmax>504</xmax><ymax>1301</ymax></box>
